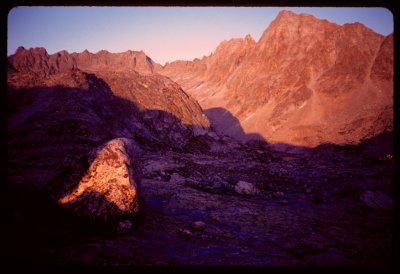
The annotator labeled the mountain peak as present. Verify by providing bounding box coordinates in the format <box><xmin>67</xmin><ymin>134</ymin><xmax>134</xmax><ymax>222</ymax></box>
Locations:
<box><xmin>97</xmin><ymin>49</ymin><xmax>109</xmax><ymax>55</ymax></box>
<box><xmin>35</xmin><ymin>47</ymin><xmax>49</xmax><ymax>55</ymax></box>
<box><xmin>17</xmin><ymin>47</ymin><xmax>49</xmax><ymax>56</ymax></box>
<box><xmin>276</xmin><ymin>10</ymin><xmax>296</xmax><ymax>19</ymax></box>
<box><xmin>257</xmin><ymin>10</ymin><xmax>339</xmax><ymax>47</ymax></box>
<box><xmin>272</xmin><ymin>10</ymin><xmax>329</xmax><ymax>29</ymax></box>
<box><xmin>215</xmin><ymin>34</ymin><xmax>255</xmax><ymax>54</ymax></box>
<box><xmin>15</xmin><ymin>46</ymin><xmax>26</xmax><ymax>54</ymax></box>
<box><xmin>244</xmin><ymin>34</ymin><xmax>255</xmax><ymax>43</ymax></box>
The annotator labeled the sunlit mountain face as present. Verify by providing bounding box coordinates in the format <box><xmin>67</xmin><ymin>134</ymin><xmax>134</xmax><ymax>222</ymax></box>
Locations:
<box><xmin>160</xmin><ymin>10</ymin><xmax>393</xmax><ymax>148</ymax></box>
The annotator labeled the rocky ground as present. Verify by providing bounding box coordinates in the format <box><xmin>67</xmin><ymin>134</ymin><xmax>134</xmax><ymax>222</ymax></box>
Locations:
<box><xmin>7</xmin><ymin>134</ymin><xmax>394</xmax><ymax>267</ymax></box>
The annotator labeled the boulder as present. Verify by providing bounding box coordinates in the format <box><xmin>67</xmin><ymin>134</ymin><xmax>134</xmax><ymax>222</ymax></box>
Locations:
<box><xmin>178</xmin><ymin>228</ymin><xmax>193</xmax><ymax>239</ymax></box>
<box><xmin>56</xmin><ymin>138</ymin><xmax>142</xmax><ymax>222</ymax></box>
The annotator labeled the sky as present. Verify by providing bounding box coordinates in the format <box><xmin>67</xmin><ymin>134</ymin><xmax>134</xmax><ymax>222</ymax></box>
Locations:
<box><xmin>7</xmin><ymin>7</ymin><xmax>393</xmax><ymax>65</ymax></box>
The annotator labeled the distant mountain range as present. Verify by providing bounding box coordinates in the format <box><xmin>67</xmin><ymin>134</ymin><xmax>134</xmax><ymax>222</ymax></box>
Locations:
<box><xmin>8</xmin><ymin>10</ymin><xmax>393</xmax><ymax>148</ymax></box>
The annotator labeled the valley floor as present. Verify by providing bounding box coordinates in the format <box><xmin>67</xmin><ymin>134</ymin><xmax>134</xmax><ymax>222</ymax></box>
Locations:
<box><xmin>7</xmin><ymin>140</ymin><xmax>394</xmax><ymax>267</ymax></box>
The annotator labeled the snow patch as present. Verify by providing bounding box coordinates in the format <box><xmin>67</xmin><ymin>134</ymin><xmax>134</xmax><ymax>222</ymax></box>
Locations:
<box><xmin>195</xmin><ymin>83</ymin><xmax>204</xmax><ymax>90</ymax></box>
<box><xmin>243</xmin><ymin>112</ymin><xmax>255</xmax><ymax>122</ymax></box>
<box><xmin>298</xmin><ymin>101</ymin><xmax>307</xmax><ymax>109</ymax></box>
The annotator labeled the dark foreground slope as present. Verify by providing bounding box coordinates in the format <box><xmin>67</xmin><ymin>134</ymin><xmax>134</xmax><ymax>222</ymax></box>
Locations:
<box><xmin>7</xmin><ymin>132</ymin><xmax>394</xmax><ymax>266</ymax></box>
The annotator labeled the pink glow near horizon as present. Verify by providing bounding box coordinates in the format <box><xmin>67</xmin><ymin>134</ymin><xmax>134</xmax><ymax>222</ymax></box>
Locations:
<box><xmin>8</xmin><ymin>7</ymin><xmax>393</xmax><ymax>65</ymax></box>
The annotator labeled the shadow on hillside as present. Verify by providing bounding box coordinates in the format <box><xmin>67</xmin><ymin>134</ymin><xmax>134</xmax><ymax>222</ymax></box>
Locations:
<box><xmin>204</xmin><ymin>106</ymin><xmax>393</xmax><ymax>158</ymax></box>
<box><xmin>6</xmin><ymin>69</ymin><xmax>214</xmax><ymax>219</ymax></box>
<box><xmin>7</xmin><ymin>72</ymin><xmax>394</xmax><ymax>209</ymax></box>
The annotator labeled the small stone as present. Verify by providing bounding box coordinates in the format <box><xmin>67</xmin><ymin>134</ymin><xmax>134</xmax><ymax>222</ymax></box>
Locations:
<box><xmin>212</xmin><ymin>181</ymin><xmax>222</xmax><ymax>189</ymax></box>
<box><xmin>234</xmin><ymin>181</ymin><xmax>260</xmax><ymax>195</ymax></box>
<box><xmin>170</xmin><ymin>173</ymin><xmax>186</xmax><ymax>184</ymax></box>
<box><xmin>265</xmin><ymin>193</ymin><xmax>273</xmax><ymax>199</ymax></box>
<box><xmin>220</xmin><ymin>181</ymin><xmax>232</xmax><ymax>189</ymax></box>
<box><xmin>274</xmin><ymin>191</ymin><xmax>285</xmax><ymax>198</ymax></box>
<box><xmin>178</xmin><ymin>228</ymin><xmax>193</xmax><ymax>239</ymax></box>
<box><xmin>116</xmin><ymin>220</ymin><xmax>132</xmax><ymax>234</ymax></box>
<box><xmin>185</xmin><ymin>178</ymin><xmax>200</xmax><ymax>187</ymax></box>
<box><xmin>385</xmin><ymin>154</ymin><xmax>393</xmax><ymax>160</ymax></box>
<box><xmin>313</xmin><ymin>191</ymin><xmax>332</xmax><ymax>204</ymax></box>
<box><xmin>191</xmin><ymin>221</ymin><xmax>206</xmax><ymax>231</ymax></box>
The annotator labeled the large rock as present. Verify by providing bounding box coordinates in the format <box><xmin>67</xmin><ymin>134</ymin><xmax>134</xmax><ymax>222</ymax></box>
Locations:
<box><xmin>57</xmin><ymin>138</ymin><xmax>142</xmax><ymax>222</ymax></box>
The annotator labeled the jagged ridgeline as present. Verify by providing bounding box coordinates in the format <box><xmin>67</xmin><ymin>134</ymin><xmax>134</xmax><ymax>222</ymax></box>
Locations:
<box><xmin>160</xmin><ymin>10</ymin><xmax>393</xmax><ymax>147</ymax></box>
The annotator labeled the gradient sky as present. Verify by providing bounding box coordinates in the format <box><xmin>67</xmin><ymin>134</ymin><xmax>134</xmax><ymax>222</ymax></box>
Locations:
<box><xmin>7</xmin><ymin>7</ymin><xmax>393</xmax><ymax>65</ymax></box>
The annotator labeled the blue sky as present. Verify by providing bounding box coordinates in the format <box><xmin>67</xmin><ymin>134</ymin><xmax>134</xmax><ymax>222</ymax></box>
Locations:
<box><xmin>8</xmin><ymin>7</ymin><xmax>393</xmax><ymax>65</ymax></box>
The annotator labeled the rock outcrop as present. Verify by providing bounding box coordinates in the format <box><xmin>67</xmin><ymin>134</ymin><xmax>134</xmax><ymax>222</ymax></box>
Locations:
<box><xmin>160</xmin><ymin>10</ymin><xmax>393</xmax><ymax>148</ymax></box>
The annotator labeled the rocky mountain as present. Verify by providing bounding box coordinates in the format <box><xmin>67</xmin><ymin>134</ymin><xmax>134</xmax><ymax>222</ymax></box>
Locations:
<box><xmin>9</xmin><ymin>46</ymin><xmax>162</xmax><ymax>76</ymax></box>
<box><xmin>160</xmin><ymin>10</ymin><xmax>393</xmax><ymax>148</ymax></box>
<box><xmin>8</xmin><ymin>47</ymin><xmax>210</xmax><ymax>147</ymax></box>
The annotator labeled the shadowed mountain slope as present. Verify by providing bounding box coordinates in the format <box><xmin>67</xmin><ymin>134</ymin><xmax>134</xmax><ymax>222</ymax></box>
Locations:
<box><xmin>8</xmin><ymin>47</ymin><xmax>211</xmax><ymax>149</ymax></box>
